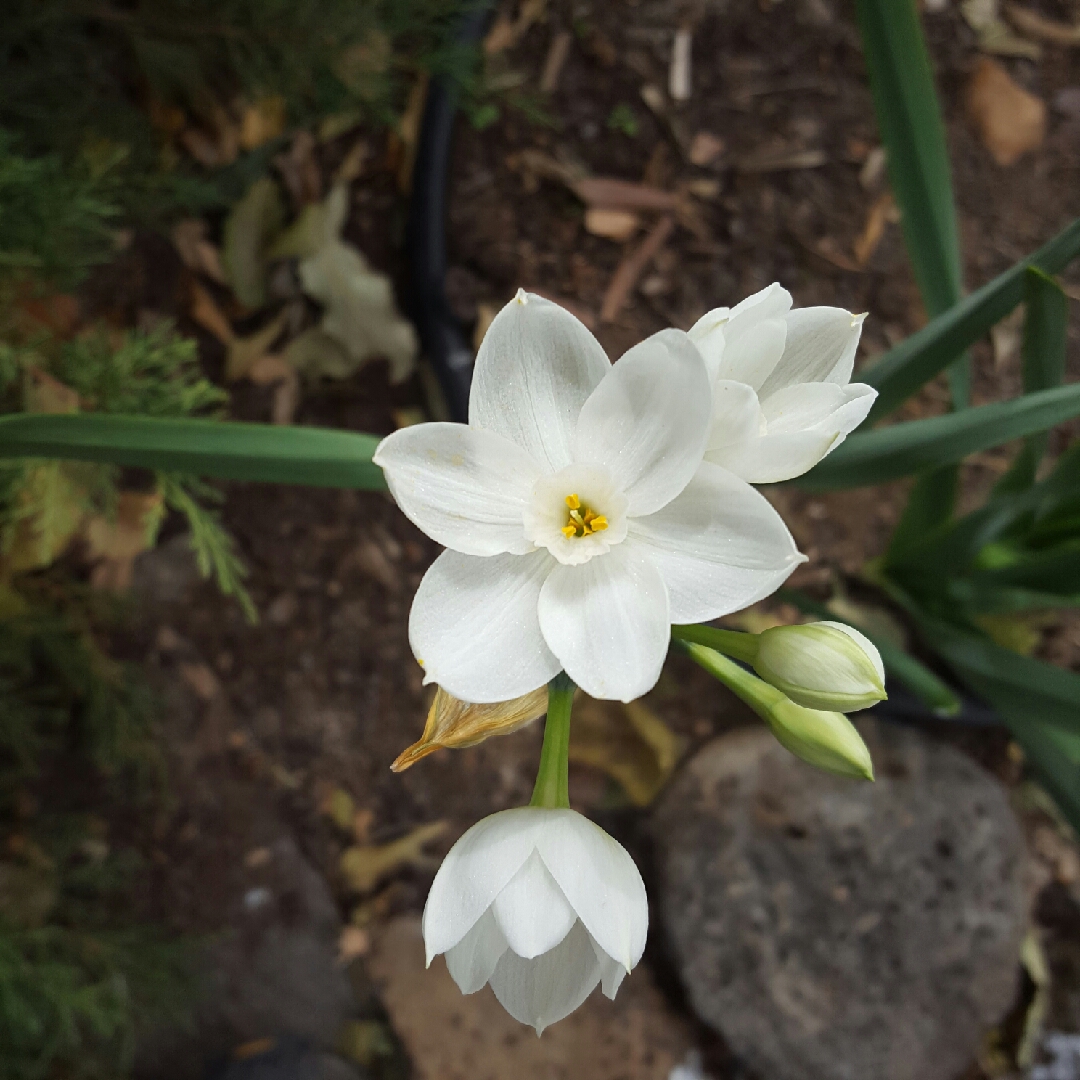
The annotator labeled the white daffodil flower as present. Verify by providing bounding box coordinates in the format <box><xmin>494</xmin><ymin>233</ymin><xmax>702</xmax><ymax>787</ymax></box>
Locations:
<box><xmin>689</xmin><ymin>283</ymin><xmax>878</xmax><ymax>483</ymax></box>
<box><xmin>422</xmin><ymin>807</ymin><xmax>648</xmax><ymax>1034</ymax></box>
<box><xmin>374</xmin><ymin>290</ymin><xmax>804</xmax><ymax>704</ymax></box>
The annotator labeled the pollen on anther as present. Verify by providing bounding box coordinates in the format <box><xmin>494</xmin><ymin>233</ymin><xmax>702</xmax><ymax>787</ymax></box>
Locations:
<box><xmin>561</xmin><ymin>523</ymin><xmax>577</xmax><ymax>538</ymax></box>
<box><xmin>591</xmin><ymin>516</ymin><xmax>609</xmax><ymax>532</ymax></box>
<box><xmin>565</xmin><ymin>494</ymin><xmax>581</xmax><ymax>510</ymax></box>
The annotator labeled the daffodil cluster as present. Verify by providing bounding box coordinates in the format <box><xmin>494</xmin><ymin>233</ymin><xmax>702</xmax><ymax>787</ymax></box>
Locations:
<box><xmin>375</xmin><ymin>285</ymin><xmax>880</xmax><ymax>1035</ymax></box>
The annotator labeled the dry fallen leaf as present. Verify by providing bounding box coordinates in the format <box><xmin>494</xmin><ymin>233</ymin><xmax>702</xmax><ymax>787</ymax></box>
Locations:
<box><xmin>391</xmin><ymin>686</ymin><xmax>548</xmax><ymax>772</ymax></box>
<box><xmin>966</xmin><ymin>57</ymin><xmax>1047</xmax><ymax>166</ymax></box>
<box><xmin>274</xmin><ymin>130</ymin><xmax>321</xmax><ymax>210</ymax></box>
<box><xmin>573</xmin><ymin>177</ymin><xmax>677</xmax><ymax>212</ymax></box>
<box><xmin>84</xmin><ymin>490</ymin><xmax>165</xmax><ymax>590</ymax></box>
<box><xmin>962</xmin><ymin>0</ymin><xmax>1042</xmax><ymax>57</ymax></box>
<box><xmin>584</xmin><ymin>207</ymin><xmax>641</xmax><ymax>241</ymax></box>
<box><xmin>339</xmin><ymin>821</ymin><xmax>448</xmax><ymax>894</ymax></box>
<box><xmin>222</xmin><ymin>177</ymin><xmax>286</xmax><ymax>309</ymax></box>
<box><xmin>240</xmin><ymin>95</ymin><xmax>287</xmax><ymax>151</ymax></box>
<box><xmin>569</xmin><ymin>696</ymin><xmax>684</xmax><ymax>807</ymax></box>
<box><xmin>286</xmin><ymin>186</ymin><xmax>418</xmax><ymax>382</ymax></box>
<box><xmin>224</xmin><ymin>312</ymin><xmax>287</xmax><ymax>382</ymax></box>
<box><xmin>23</xmin><ymin>367</ymin><xmax>80</xmax><ymax>414</ymax></box>
<box><xmin>188</xmin><ymin>281</ymin><xmax>234</xmax><ymax>345</ymax></box>
<box><xmin>171</xmin><ymin>220</ymin><xmax>227</xmax><ymax>283</ymax></box>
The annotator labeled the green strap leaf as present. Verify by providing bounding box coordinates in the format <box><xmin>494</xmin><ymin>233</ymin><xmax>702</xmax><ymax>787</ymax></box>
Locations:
<box><xmin>993</xmin><ymin>267</ymin><xmax>1070</xmax><ymax>494</ymax></box>
<box><xmin>800</xmin><ymin>382</ymin><xmax>1080</xmax><ymax>490</ymax></box>
<box><xmin>858</xmin><ymin>217</ymin><xmax>1080</xmax><ymax>422</ymax></box>
<box><xmin>855</xmin><ymin>0</ymin><xmax>967</xmax><ymax>404</ymax></box>
<box><xmin>0</xmin><ymin>413</ymin><xmax>387</xmax><ymax>489</ymax></box>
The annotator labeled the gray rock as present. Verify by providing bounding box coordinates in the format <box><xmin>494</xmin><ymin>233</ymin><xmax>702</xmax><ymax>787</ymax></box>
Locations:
<box><xmin>133</xmin><ymin>533</ymin><xmax>202</xmax><ymax>606</ymax></box>
<box><xmin>652</xmin><ymin>720</ymin><xmax>1027</xmax><ymax>1080</ymax></box>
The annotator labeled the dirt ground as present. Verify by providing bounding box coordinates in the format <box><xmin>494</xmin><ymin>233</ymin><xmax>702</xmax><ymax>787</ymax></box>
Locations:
<box><xmin>95</xmin><ymin>0</ymin><xmax>1080</xmax><ymax>1076</ymax></box>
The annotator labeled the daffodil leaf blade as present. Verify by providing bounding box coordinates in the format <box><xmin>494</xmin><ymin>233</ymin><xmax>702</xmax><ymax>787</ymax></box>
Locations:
<box><xmin>0</xmin><ymin>413</ymin><xmax>387</xmax><ymax>489</ymax></box>
<box><xmin>855</xmin><ymin>0</ymin><xmax>966</xmax><ymax>404</ymax></box>
<box><xmin>861</xmin><ymin>217</ymin><xmax>1080</xmax><ymax>422</ymax></box>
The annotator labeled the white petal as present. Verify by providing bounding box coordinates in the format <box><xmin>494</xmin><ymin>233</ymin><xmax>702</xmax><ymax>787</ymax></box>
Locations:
<box><xmin>488</xmin><ymin>919</ymin><xmax>602</xmax><ymax>1035</ymax></box>
<box><xmin>492</xmin><ymin>851</ymin><xmax>578</xmax><ymax>959</ymax></box>
<box><xmin>537</xmin><ymin>545</ymin><xmax>669</xmax><ymax>702</ymax></box>
<box><xmin>708</xmin><ymin>383</ymin><xmax>876</xmax><ymax>484</ymax></box>
<box><xmin>628</xmin><ymin>462</ymin><xmax>805</xmax><ymax>623</ymax></box>
<box><xmin>409</xmin><ymin>550</ymin><xmax>561</xmax><ymax>703</ymax></box>
<box><xmin>713</xmin><ymin>282</ymin><xmax>792</xmax><ymax>390</ymax></box>
<box><xmin>757</xmin><ymin>307</ymin><xmax>865</xmax><ymax>399</ymax></box>
<box><xmin>687</xmin><ymin>305</ymin><xmax>730</xmax><ymax>383</ymax></box>
<box><xmin>821</xmin><ymin>621</ymin><xmax>886</xmax><ymax>686</ymax></box>
<box><xmin>444</xmin><ymin>908</ymin><xmax>509</xmax><ymax>993</ymax></box>
<box><xmin>423</xmin><ymin>808</ymin><xmax>548</xmax><ymax>960</ymax></box>
<box><xmin>469</xmin><ymin>290</ymin><xmax>611</xmax><ymax>473</ymax></box>
<box><xmin>591</xmin><ymin>939</ymin><xmax>629</xmax><ymax>999</ymax></box>
<box><xmin>374</xmin><ymin>423</ymin><xmax>541</xmax><ymax>556</ymax></box>
<box><xmin>706</xmin><ymin>379</ymin><xmax>764</xmax><ymax>456</ymax></box>
<box><xmin>536</xmin><ymin>811</ymin><xmax>648</xmax><ymax>974</ymax></box>
<box><xmin>574</xmin><ymin>329</ymin><xmax>712</xmax><ymax>516</ymax></box>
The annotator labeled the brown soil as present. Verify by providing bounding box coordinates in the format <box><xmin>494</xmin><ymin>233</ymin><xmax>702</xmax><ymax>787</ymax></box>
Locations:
<box><xmin>95</xmin><ymin>0</ymin><xmax>1080</xmax><ymax>1076</ymax></box>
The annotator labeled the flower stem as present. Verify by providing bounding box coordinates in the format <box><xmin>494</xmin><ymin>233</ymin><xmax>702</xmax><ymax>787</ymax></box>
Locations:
<box><xmin>673</xmin><ymin>638</ymin><xmax>785</xmax><ymax>714</ymax></box>
<box><xmin>671</xmin><ymin>623</ymin><xmax>759</xmax><ymax>663</ymax></box>
<box><xmin>530</xmin><ymin>672</ymin><xmax>575</xmax><ymax>809</ymax></box>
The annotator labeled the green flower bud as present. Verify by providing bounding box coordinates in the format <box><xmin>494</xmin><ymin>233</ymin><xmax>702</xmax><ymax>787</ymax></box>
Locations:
<box><xmin>680</xmin><ymin>641</ymin><xmax>875</xmax><ymax>781</ymax></box>
<box><xmin>753</xmin><ymin>621</ymin><xmax>887</xmax><ymax>713</ymax></box>
<box><xmin>763</xmin><ymin>697</ymin><xmax>875</xmax><ymax>781</ymax></box>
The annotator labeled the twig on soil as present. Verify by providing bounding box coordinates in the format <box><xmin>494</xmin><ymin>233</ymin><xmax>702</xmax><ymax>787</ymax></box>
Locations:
<box><xmin>600</xmin><ymin>215</ymin><xmax>675</xmax><ymax>323</ymax></box>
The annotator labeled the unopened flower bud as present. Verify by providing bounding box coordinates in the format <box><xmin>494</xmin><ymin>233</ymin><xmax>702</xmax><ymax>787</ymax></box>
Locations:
<box><xmin>753</xmin><ymin>621</ymin><xmax>886</xmax><ymax>713</ymax></box>
<box><xmin>764</xmin><ymin>697</ymin><xmax>875</xmax><ymax>781</ymax></box>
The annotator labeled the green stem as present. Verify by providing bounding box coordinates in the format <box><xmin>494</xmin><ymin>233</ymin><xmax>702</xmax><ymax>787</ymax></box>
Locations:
<box><xmin>673</xmin><ymin>639</ymin><xmax>785</xmax><ymax>716</ymax></box>
<box><xmin>530</xmin><ymin>673</ymin><xmax>575</xmax><ymax>809</ymax></box>
<box><xmin>671</xmin><ymin>623</ymin><xmax>759</xmax><ymax>664</ymax></box>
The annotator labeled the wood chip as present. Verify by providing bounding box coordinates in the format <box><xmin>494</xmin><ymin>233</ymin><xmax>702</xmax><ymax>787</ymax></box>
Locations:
<box><xmin>600</xmin><ymin>215</ymin><xmax>675</xmax><ymax>323</ymax></box>
<box><xmin>584</xmin><ymin>207</ymin><xmax>641</xmax><ymax>240</ymax></box>
<box><xmin>188</xmin><ymin>281</ymin><xmax>234</xmax><ymax>345</ymax></box>
<box><xmin>737</xmin><ymin>146</ymin><xmax>826</xmax><ymax>173</ymax></box>
<box><xmin>573</xmin><ymin>177</ymin><xmax>677</xmax><ymax>211</ymax></box>
<box><xmin>540</xmin><ymin>30</ymin><xmax>573</xmax><ymax>93</ymax></box>
<box><xmin>689</xmin><ymin>131</ymin><xmax>724</xmax><ymax>166</ymax></box>
<box><xmin>854</xmin><ymin>192</ymin><xmax>897</xmax><ymax>266</ymax></box>
<box><xmin>669</xmin><ymin>26</ymin><xmax>693</xmax><ymax>102</ymax></box>
<box><xmin>966</xmin><ymin>56</ymin><xmax>1046</xmax><ymax>166</ymax></box>
<box><xmin>171</xmin><ymin>220</ymin><xmax>227</xmax><ymax>283</ymax></box>
<box><xmin>1005</xmin><ymin>4</ymin><xmax>1080</xmax><ymax>45</ymax></box>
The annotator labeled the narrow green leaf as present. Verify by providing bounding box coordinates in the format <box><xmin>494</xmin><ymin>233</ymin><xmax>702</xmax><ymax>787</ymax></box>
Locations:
<box><xmin>800</xmin><ymin>383</ymin><xmax>1080</xmax><ymax>490</ymax></box>
<box><xmin>854</xmin><ymin>0</ymin><xmax>967</xmax><ymax>403</ymax></box>
<box><xmin>887</xmin><ymin>464</ymin><xmax>958</xmax><ymax>561</ymax></box>
<box><xmin>0</xmin><ymin>413</ymin><xmax>387</xmax><ymax>489</ymax></box>
<box><xmin>777</xmin><ymin>587</ymin><xmax>961</xmax><ymax>717</ymax></box>
<box><xmin>970</xmin><ymin>544</ymin><xmax>1080</xmax><ymax>596</ymax></box>
<box><xmin>858</xmin><ymin>217</ymin><xmax>1080</xmax><ymax>422</ymax></box>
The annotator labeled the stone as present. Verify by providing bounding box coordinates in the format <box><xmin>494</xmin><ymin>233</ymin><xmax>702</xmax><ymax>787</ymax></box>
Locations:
<box><xmin>366</xmin><ymin>916</ymin><xmax>696</xmax><ymax>1080</ymax></box>
<box><xmin>652</xmin><ymin>720</ymin><xmax>1027</xmax><ymax>1080</ymax></box>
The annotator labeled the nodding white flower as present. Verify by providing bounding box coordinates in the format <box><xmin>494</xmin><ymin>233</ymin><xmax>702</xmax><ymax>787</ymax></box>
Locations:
<box><xmin>754</xmin><ymin>620</ymin><xmax>887</xmax><ymax>712</ymax></box>
<box><xmin>374</xmin><ymin>290</ymin><xmax>804</xmax><ymax>704</ymax></box>
<box><xmin>689</xmin><ymin>283</ymin><xmax>878</xmax><ymax>484</ymax></box>
<box><xmin>422</xmin><ymin>808</ymin><xmax>648</xmax><ymax>1034</ymax></box>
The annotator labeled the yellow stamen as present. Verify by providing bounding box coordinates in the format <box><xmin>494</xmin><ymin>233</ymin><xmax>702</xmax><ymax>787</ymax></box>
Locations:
<box><xmin>590</xmin><ymin>516</ymin><xmax>609</xmax><ymax>532</ymax></box>
<box><xmin>561</xmin><ymin>523</ymin><xmax>577</xmax><ymax>538</ymax></box>
<box><xmin>561</xmin><ymin>494</ymin><xmax>609</xmax><ymax>539</ymax></box>
<box><xmin>565</xmin><ymin>493</ymin><xmax>581</xmax><ymax>510</ymax></box>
